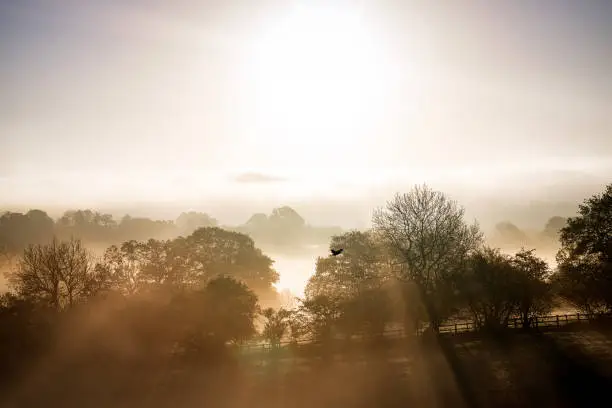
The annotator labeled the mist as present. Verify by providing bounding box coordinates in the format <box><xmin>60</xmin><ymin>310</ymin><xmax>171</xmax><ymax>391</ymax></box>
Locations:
<box><xmin>2</xmin><ymin>1</ymin><xmax>612</xmax><ymax>407</ymax></box>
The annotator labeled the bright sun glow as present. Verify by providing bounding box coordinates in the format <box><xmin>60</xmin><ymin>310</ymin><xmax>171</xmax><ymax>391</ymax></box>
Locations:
<box><xmin>237</xmin><ymin>3</ymin><xmax>398</xmax><ymax>175</ymax></box>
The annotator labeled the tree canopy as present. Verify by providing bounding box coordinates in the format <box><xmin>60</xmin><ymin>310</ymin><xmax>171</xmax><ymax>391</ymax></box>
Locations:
<box><xmin>372</xmin><ymin>185</ymin><xmax>483</xmax><ymax>329</ymax></box>
<box><xmin>555</xmin><ymin>184</ymin><xmax>612</xmax><ymax>313</ymax></box>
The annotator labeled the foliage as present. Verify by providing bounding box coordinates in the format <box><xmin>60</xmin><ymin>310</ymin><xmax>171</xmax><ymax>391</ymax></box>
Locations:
<box><xmin>0</xmin><ymin>210</ymin><xmax>55</xmax><ymax>253</ymax></box>
<box><xmin>457</xmin><ymin>247</ymin><xmax>553</xmax><ymax>331</ymax></box>
<box><xmin>1</xmin><ymin>185</ymin><xmax>612</xmax><ymax>395</ymax></box>
<box><xmin>95</xmin><ymin>227</ymin><xmax>279</xmax><ymax>300</ymax></box>
<box><xmin>300</xmin><ymin>295</ymin><xmax>342</xmax><ymax>344</ymax></box>
<box><xmin>459</xmin><ymin>247</ymin><xmax>519</xmax><ymax>331</ymax></box>
<box><xmin>555</xmin><ymin>184</ymin><xmax>612</xmax><ymax>313</ymax></box>
<box><xmin>175</xmin><ymin>276</ymin><xmax>259</xmax><ymax>357</ymax></box>
<box><xmin>337</xmin><ymin>288</ymin><xmax>392</xmax><ymax>337</ymax></box>
<box><xmin>305</xmin><ymin>230</ymin><xmax>389</xmax><ymax>299</ymax></box>
<box><xmin>260</xmin><ymin>307</ymin><xmax>292</xmax><ymax>347</ymax></box>
<box><xmin>511</xmin><ymin>248</ymin><xmax>553</xmax><ymax>328</ymax></box>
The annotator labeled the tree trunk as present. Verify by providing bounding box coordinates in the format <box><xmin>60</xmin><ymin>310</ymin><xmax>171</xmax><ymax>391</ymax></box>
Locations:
<box><xmin>52</xmin><ymin>281</ymin><xmax>60</xmax><ymax>311</ymax></box>
<box><xmin>415</xmin><ymin>281</ymin><xmax>440</xmax><ymax>332</ymax></box>
<box><xmin>521</xmin><ymin>303</ymin><xmax>531</xmax><ymax>329</ymax></box>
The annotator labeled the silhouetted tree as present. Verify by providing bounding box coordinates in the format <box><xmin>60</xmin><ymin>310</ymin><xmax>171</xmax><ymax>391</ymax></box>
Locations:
<box><xmin>9</xmin><ymin>238</ymin><xmax>108</xmax><ymax>310</ymax></box>
<box><xmin>183</xmin><ymin>227</ymin><xmax>279</xmax><ymax>297</ymax></box>
<box><xmin>117</xmin><ymin>215</ymin><xmax>176</xmax><ymax>242</ymax></box>
<box><xmin>136</xmin><ymin>238</ymin><xmax>192</xmax><ymax>292</ymax></box>
<box><xmin>300</xmin><ymin>295</ymin><xmax>341</xmax><ymax>344</ymax></box>
<box><xmin>492</xmin><ymin>221</ymin><xmax>530</xmax><ymax>248</ymax></box>
<box><xmin>459</xmin><ymin>247</ymin><xmax>519</xmax><ymax>331</ymax></box>
<box><xmin>511</xmin><ymin>248</ymin><xmax>553</xmax><ymax>328</ymax></box>
<box><xmin>175</xmin><ymin>211</ymin><xmax>218</xmax><ymax>236</ymax></box>
<box><xmin>542</xmin><ymin>216</ymin><xmax>567</xmax><ymax>240</ymax></box>
<box><xmin>176</xmin><ymin>276</ymin><xmax>259</xmax><ymax>358</ymax></box>
<box><xmin>56</xmin><ymin>209</ymin><xmax>116</xmax><ymax>243</ymax></box>
<box><xmin>96</xmin><ymin>227</ymin><xmax>279</xmax><ymax>303</ymax></box>
<box><xmin>237</xmin><ymin>206</ymin><xmax>334</xmax><ymax>248</ymax></box>
<box><xmin>99</xmin><ymin>240</ymin><xmax>146</xmax><ymax>295</ymax></box>
<box><xmin>261</xmin><ymin>307</ymin><xmax>292</xmax><ymax>348</ymax></box>
<box><xmin>305</xmin><ymin>230</ymin><xmax>389</xmax><ymax>300</ymax></box>
<box><xmin>304</xmin><ymin>230</ymin><xmax>394</xmax><ymax>337</ymax></box>
<box><xmin>0</xmin><ymin>293</ymin><xmax>54</xmax><ymax>384</ymax></box>
<box><xmin>373</xmin><ymin>185</ymin><xmax>482</xmax><ymax>331</ymax></box>
<box><xmin>555</xmin><ymin>184</ymin><xmax>612</xmax><ymax>313</ymax></box>
<box><xmin>337</xmin><ymin>288</ymin><xmax>392</xmax><ymax>338</ymax></box>
<box><xmin>0</xmin><ymin>210</ymin><xmax>54</xmax><ymax>254</ymax></box>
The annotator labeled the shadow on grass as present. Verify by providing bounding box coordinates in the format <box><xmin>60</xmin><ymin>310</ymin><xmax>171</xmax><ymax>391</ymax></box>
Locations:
<box><xmin>424</xmin><ymin>331</ymin><xmax>480</xmax><ymax>408</ymax></box>
<box><xmin>528</xmin><ymin>331</ymin><xmax>612</xmax><ymax>408</ymax></box>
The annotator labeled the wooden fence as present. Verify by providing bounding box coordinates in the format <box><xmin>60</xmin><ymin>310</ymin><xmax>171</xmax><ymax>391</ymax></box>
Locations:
<box><xmin>239</xmin><ymin>312</ymin><xmax>612</xmax><ymax>353</ymax></box>
<box><xmin>438</xmin><ymin>312</ymin><xmax>611</xmax><ymax>334</ymax></box>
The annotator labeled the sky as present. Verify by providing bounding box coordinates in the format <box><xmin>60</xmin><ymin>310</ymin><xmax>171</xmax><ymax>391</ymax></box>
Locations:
<box><xmin>1</xmin><ymin>0</ymin><xmax>611</xmax><ymax>225</ymax></box>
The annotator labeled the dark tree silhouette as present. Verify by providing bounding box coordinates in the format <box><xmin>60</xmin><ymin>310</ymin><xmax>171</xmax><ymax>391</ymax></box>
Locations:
<box><xmin>555</xmin><ymin>184</ymin><xmax>612</xmax><ymax>313</ymax></box>
<box><xmin>459</xmin><ymin>247</ymin><xmax>520</xmax><ymax>331</ymax></box>
<box><xmin>511</xmin><ymin>248</ymin><xmax>552</xmax><ymax>328</ymax></box>
<box><xmin>306</xmin><ymin>231</ymin><xmax>388</xmax><ymax>300</ymax></box>
<box><xmin>373</xmin><ymin>185</ymin><xmax>482</xmax><ymax>331</ymax></box>
<box><xmin>261</xmin><ymin>307</ymin><xmax>292</xmax><ymax>348</ymax></box>
<box><xmin>543</xmin><ymin>216</ymin><xmax>568</xmax><ymax>240</ymax></box>
<box><xmin>176</xmin><ymin>276</ymin><xmax>259</xmax><ymax>357</ymax></box>
<box><xmin>0</xmin><ymin>210</ymin><xmax>54</xmax><ymax>254</ymax></box>
<box><xmin>9</xmin><ymin>238</ymin><xmax>108</xmax><ymax>310</ymax></box>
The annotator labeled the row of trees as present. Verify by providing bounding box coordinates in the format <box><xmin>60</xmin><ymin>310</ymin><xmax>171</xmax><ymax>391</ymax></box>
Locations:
<box><xmin>0</xmin><ymin>226</ymin><xmax>281</xmax><ymax>385</ymax></box>
<box><xmin>1</xmin><ymin>183</ymin><xmax>610</xmax><ymax>387</ymax></box>
<box><xmin>490</xmin><ymin>216</ymin><xmax>567</xmax><ymax>250</ymax></box>
<box><xmin>237</xmin><ymin>206</ymin><xmax>343</xmax><ymax>248</ymax></box>
<box><xmin>259</xmin><ymin>183</ymin><xmax>611</xmax><ymax>345</ymax></box>
<box><xmin>1</xmin><ymin>203</ymin><xmax>564</xmax><ymax>264</ymax></box>
<box><xmin>8</xmin><ymin>227</ymin><xmax>280</xmax><ymax>310</ymax></box>
<box><xmin>0</xmin><ymin>210</ymin><xmax>218</xmax><ymax>254</ymax></box>
<box><xmin>0</xmin><ymin>206</ymin><xmax>343</xmax><ymax>258</ymax></box>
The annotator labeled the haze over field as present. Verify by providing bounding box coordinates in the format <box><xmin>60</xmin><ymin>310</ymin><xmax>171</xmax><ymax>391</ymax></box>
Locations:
<box><xmin>2</xmin><ymin>2</ymin><xmax>612</xmax><ymax>407</ymax></box>
<box><xmin>2</xmin><ymin>0</ymin><xmax>611</xmax><ymax>298</ymax></box>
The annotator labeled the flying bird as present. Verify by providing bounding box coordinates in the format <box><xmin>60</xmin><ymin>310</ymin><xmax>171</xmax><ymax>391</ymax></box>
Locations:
<box><xmin>330</xmin><ymin>248</ymin><xmax>344</xmax><ymax>256</ymax></box>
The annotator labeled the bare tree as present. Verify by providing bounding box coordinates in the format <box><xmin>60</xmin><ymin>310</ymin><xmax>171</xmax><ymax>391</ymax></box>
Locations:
<box><xmin>10</xmin><ymin>237</ymin><xmax>106</xmax><ymax>310</ymax></box>
<box><xmin>372</xmin><ymin>184</ymin><xmax>482</xmax><ymax>331</ymax></box>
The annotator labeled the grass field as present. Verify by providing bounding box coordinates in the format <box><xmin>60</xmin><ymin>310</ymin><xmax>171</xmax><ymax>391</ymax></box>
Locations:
<box><xmin>4</xmin><ymin>327</ymin><xmax>612</xmax><ymax>408</ymax></box>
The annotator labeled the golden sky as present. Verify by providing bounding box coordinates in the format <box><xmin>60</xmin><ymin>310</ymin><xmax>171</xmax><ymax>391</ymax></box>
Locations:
<box><xmin>1</xmin><ymin>0</ymin><xmax>611</xmax><ymax>209</ymax></box>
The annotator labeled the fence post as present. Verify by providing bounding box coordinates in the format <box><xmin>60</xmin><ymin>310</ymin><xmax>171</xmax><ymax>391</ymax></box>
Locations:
<box><xmin>565</xmin><ymin>314</ymin><xmax>568</xmax><ymax>323</ymax></box>
<box><xmin>577</xmin><ymin>313</ymin><xmax>580</xmax><ymax>322</ymax></box>
<box><xmin>556</xmin><ymin>315</ymin><xmax>560</xmax><ymax>328</ymax></box>
<box><xmin>454</xmin><ymin>323</ymin><xmax>457</xmax><ymax>334</ymax></box>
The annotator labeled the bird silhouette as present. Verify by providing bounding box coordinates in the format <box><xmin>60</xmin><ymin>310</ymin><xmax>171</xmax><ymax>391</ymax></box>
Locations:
<box><xmin>330</xmin><ymin>248</ymin><xmax>344</xmax><ymax>256</ymax></box>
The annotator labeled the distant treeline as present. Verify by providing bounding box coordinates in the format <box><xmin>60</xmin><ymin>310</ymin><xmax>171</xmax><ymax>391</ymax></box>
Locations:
<box><xmin>0</xmin><ymin>203</ymin><xmax>566</xmax><ymax>262</ymax></box>
<box><xmin>0</xmin><ymin>206</ymin><xmax>343</xmax><ymax>255</ymax></box>
<box><xmin>487</xmin><ymin>216</ymin><xmax>568</xmax><ymax>253</ymax></box>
